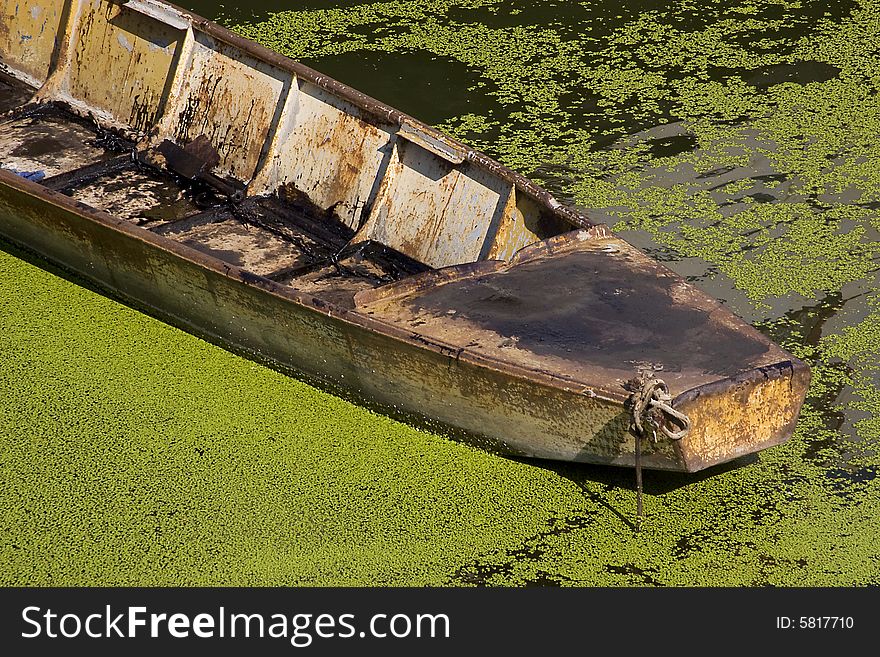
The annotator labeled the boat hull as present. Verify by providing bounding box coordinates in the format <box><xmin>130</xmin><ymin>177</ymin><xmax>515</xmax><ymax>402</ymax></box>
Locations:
<box><xmin>0</xmin><ymin>0</ymin><xmax>811</xmax><ymax>472</ymax></box>
<box><xmin>0</xmin><ymin>169</ymin><xmax>809</xmax><ymax>472</ymax></box>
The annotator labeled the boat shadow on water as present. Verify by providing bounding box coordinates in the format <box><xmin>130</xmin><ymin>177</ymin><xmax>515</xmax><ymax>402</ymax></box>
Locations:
<box><xmin>534</xmin><ymin>454</ymin><xmax>759</xmax><ymax>530</ymax></box>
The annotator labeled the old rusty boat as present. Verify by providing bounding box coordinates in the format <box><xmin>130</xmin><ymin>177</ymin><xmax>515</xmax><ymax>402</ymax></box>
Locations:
<box><xmin>0</xmin><ymin>0</ymin><xmax>810</xmax><ymax>473</ymax></box>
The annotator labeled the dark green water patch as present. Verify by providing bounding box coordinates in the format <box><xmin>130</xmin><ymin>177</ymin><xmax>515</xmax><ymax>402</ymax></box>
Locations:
<box><xmin>299</xmin><ymin>50</ymin><xmax>491</xmax><ymax>125</ymax></box>
<box><xmin>647</xmin><ymin>133</ymin><xmax>698</xmax><ymax>159</ymax></box>
<box><xmin>180</xmin><ymin>0</ymin><xmax>379</xmax><ymax>24</ymax></box>
<box><xmin>742</xmin><ymin>61</ymin><xmax>842</xmax><ymax>88</ymax></box>
<box><xmin>756</xmin><ymin>292</ymin><xmax>847</xmax><ymax>348</ymax></box>
<box><xmin>445</xmin><ymin>0</ymin><xmax>620</xmax><ymax>38</ymax></box>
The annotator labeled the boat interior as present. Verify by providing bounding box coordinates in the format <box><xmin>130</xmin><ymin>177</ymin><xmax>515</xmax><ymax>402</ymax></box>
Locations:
<box><xmin>1</xmin><ymin>0</ymin><xmax>791</xmax><ymax>399</ymax></box>
<box><xmin>0</xmin><ymin>18</ymin><xmax>573</xmax><ymax>312</ymax></box>
<box><xmin>0</xmin><ymin>0</ymin><xmax>581</xmax><ymax>304</ymax></box>
<box><xmin>1</xmin><ymin>68</ymin><xmax>436</xmax><ymax>310</ymax></box>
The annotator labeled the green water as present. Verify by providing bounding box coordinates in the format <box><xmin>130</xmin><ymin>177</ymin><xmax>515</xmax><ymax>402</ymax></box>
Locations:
<box><xmin>2</xmin><ymin>0</ymin><xmax>879</xmax><ymax>585</ymax></box>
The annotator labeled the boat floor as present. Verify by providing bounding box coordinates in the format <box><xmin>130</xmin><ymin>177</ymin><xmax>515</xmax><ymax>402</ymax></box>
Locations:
<box><xmin>0</xmin><ymin>70</ymin><xmax>31</xmax><ymax>114</ymax></box>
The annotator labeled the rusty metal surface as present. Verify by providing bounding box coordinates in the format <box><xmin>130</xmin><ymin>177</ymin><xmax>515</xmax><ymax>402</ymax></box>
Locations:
<box><xmin>41</xmin><ymin>153</ymin><xmax>132</xmax><ymax>190</ymax></box>
<box><xmin>356</xmin><ymin>140</ymin><xmax>514</xmax><ymax>267</ymax></box>
<box><xmin>356</xmin><ymin>232</ymin><xmax>798</xmax><ymax>399</ymax></box>
<box><xmin>162</xmin><ymin>30</ymin><xmax>288</xmax><ymax>182</ymax></box>
<box><xmin>354</xmin><ymin>230</ymin><xmax>810</xmax><ymax>469</ymax></box>
<box><xmin>485</xmin><ymin>191</ymin><xmax>578</xmax><ymax>261</ymax></box>
<box><xmin>156</xmin><ymin>136</ymin><xmax>245</xmax><ymax>200</ymax></box>
<box><xmin>166</xmin><ymin>216</ymin><xmax>312</xmax><ymax>276</ymax></box>
<box><xmin>0</xmin><ymin>0</ymin><xmax>65</xmax><ymax>86</ymax></box>
<box><xmin>0</xmin><ymin>100</ymin><xmax>197</xmax><ymax>223</ymax></box>
<box><xmin>158</xmin><ymin>134</ymin><xmax>219</xmax><ymax>178</ymax></box>
<box><xmin>398</xmin><ymin>118</ymin><xmax>467</xmax><ymax>164</ymax></box>
<box><xmin>113</xmin><ymin>0</ymin><xmax>190</xmax><ymax>30</ymax></box>
<box><xmin>183</xmin><ymin>8</ymin><xmax>593</xmax><ymax>229</ymax></box>
<box><xmin>7</xmin><ymin>0</ymin><xmax>592</xmax><ymax>237</ymax></box>
<box><xmin>281</xmin><ymin>241</ymin><xmax>429</xmax><ymax>310</ymax></box>
<box><xmin>150</xmin><ymin>193</ymin><xmax>428</xmax><ymax>305</ymax></box>
<box><xmin>675</xmin><ymin>361</ymin><xmax>811</xmax><ymax>471</ymax></box>
<box><xmin>253</xmin><ymin>80</ymin><xmax>396</xmax><ymax>230</ymax></box>
<box><xmin>65</xmin><ymin>1</ymin><xmax>181</xmax><ymax>133</ymax></box>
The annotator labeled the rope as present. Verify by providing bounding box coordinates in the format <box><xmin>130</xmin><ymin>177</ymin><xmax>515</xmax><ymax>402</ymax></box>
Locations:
<box><xmin>634</xmin><ymin>425</ymin><xmax>643</xmax><ymax>530</ymax></box>
<box><xmin>626</xmin><ymin>372</ymin><xmax>691</xmax><ymax>530</ymax></box>
<box><xmin>629</xmin><ymin>374</ymin><xmax>690</xmax><ymax>441</ymax></box>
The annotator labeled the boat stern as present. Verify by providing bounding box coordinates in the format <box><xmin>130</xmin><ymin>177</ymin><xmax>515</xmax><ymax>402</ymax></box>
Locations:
<box><xmin>672</xmin><ymin>358</ymin><xmax>812</xmax><ymax>472</ymax></box>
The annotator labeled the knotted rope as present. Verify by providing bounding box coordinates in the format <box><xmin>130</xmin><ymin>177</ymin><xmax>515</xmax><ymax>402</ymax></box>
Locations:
<box><xmin>626</xmin><ymin>372</ymin><xmax>691</xmax><ymax>530</ymax></box>
<box><xmin>629</xmin><ymin>375</ymin><xmax>691</xmax><ymax>442</ymax></box>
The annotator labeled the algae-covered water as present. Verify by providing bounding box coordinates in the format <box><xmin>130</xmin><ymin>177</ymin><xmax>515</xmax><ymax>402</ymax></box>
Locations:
<box><xmin>2</xmin><ymin>0</ymin><xmax>879</xmax><ymax>585</ymax></box>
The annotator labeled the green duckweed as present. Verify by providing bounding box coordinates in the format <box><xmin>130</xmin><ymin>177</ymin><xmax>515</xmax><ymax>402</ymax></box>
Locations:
<box><xmin>2</xmin><ymin>0</ymin><xmax>879</xmax><ymax>585</ymax></box>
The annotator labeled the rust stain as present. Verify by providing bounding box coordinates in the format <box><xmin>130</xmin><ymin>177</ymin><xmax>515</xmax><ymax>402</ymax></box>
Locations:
<box><xmin>276</xmin><ymin>90</ymin><xmax>392</xmax><ymax>229</ymax></box>
<box><xmin>174</xmin><ymin>58</ymin><xmax>276</xmax><ymax>179</ymax></box>
<box><xmin>129</xmin><ymin>89</ymin><xmax>159</xmax><ymax>134</ymax></box>
<box><xmin>676</xmin><ymin>362</ymin><xmax>811</xmax><ymax>471</ymax></box>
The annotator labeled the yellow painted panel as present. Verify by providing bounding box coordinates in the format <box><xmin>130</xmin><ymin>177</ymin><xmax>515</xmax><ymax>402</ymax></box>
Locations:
<box><xmin>167</xmin><ymin>31</ymin><xmax>287</xmax><ymax>181</ymax></box>
<box><xmin>364</xmin><ymin>140</ymin><xmax>510</xmax><ymax>268</ymax></box>
<box><xmin>275</xmin><ymin>82</ymin><xmax>393</xmax><ymax>229</ymax></box>
<box><xmin>68</xmin><ymin>1</ymin><xmax>181</xmax><ymax>133</ymax></box>
<box><xmin>487</xmin><ymin>192</ymin><xmax>571</xmax><ymax>261</ymax></box>
<box><xmin>0</xmin><ymin>0</ymin><xmax>65</xmax><ymax>84</ymax></box>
